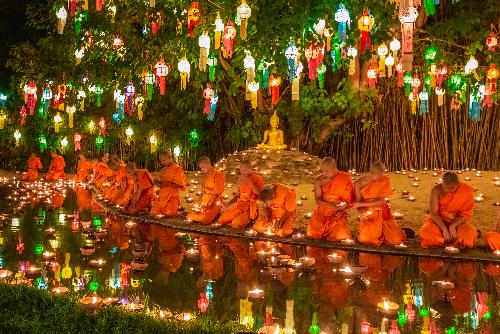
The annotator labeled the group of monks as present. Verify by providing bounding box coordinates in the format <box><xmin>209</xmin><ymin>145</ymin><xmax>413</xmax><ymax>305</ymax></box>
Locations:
<box><xmin>23</xmin><ymin>151</ymin><xmax>500</xmax><ymax>252</ymax></box>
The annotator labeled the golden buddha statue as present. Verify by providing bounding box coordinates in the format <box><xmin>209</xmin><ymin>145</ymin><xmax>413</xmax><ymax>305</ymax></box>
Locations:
<box><xmin>258</xmin><ymin>112</ymin><xmax>287</xmax><ymax>149</ymax></box>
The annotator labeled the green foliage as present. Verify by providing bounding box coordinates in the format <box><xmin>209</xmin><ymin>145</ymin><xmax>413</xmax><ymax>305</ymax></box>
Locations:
<box><xmin>0</xmin><ymin>284</ymin><xmax>244</xmax><ymax>334</ymax></box>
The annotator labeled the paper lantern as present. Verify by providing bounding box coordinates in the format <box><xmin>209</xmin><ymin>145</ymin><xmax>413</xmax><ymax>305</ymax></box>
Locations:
<box><xmin>214</xmin><ymin>12</ymin><xmax>224</xmax><ymax>49</ymax></box>
<box><xmin>135</xmin><ymin>96</ymin><xmax>144</xmax><ymax>120</ymax></box>
<box><xmin>37</xmin><ymin>134</ymin><xmax>47</xmax><ymax>151</ymax></box>
<box><xmin>54</xmin><ymin>84</ymin><xmax>66</xmax><ymax>111</ymax></box>
<box><xmin>317</xmin><ymin>64</ymin><xmax>326</xmax><ymax>89</ymax></box>
<box><xmin>96</xmin><ymin>0</ymin><xmax>104</xmax><ymax>12</ymax></box>
<box><xmin>93</xmin><ymin>84</ymin><xmax>103</xmax><ymax>108</ymax></box>
<box><xmin>270</xmin><ymin>76</ymin><xmax>281</xmax><ymax>106</ymax></box>
<box><xmin>309</xmin><ymin>312</ymin><xmax>320</xmax><ymax>334</ymax></box>
<box><xmin>155</xmin><ymin>61</ymin><xmax>168</xmax><ymax>95</ymax></box>
<box><xmin>56</xmin><ymin>7</ymin><xmax>67</xmax><ymax>34</ymax></box>
<box><xmin>143</xmin><ymin>70</ymin><xmax>155</xmax><ymax>100</ymax></box>
<box><xmin>247</xmin><ymin>81</ymin><xmax>259</xmax><ymax>109</ymax></box>
<box><xmin>243</xmin><ymin>53</ymin><xmax>255</xmax><ymax>100</ymax></box>
<box><xmin>208</xmin><ymin>92</ymin><xmax>218</xmax><ymax>121</ymax></box>
<box><xmin>23</xmin><ymin>81</ymin><xmax>37</xmax><ymax>116</ymax></box>
<box><xmin>125</xmin><ymin>82</ymin><xmax>136</xmax><ymax>114</ymax></box>
<box><xmin>292</xmin><ymin>61</ymin><xmax>303</xmax><ymax>101</ymax></box>
<box><xmin>207</xmin><ymin>54</ymin><xmax>217</xmax><ymax>82</ymax></box>
<box><xmin>335</xmin><ymin>4</ymin><xmax>350</xmax><ymax>42</ymax></box>
<box><xmin>486</xmin><ymin>32</ymin><xmax>497</xmax><ymax>51</ymax></box>
<box><xmin>399</xmin><ymin>5</ymin><xmax>418</xmax><ymax>71</ymax></box>
<box><xmin>54</xmin><ymin>113</ymin><xmax>62</xmax><ymax>133</ymax></box>
<box><xmin>203</xmin><ymin>84</ymin><xmax>214</xmax><ymax>115</ymax></box>
<box><xmin>178</xmin><ymin>58</ymin><xmax>190</xmax><ymax>90</ymax></box>
<box><xmin>222</xmin><ymin>22</ymin><xmax>236</xmax><ymax>58</ymax></box>
<box><xmin>0</xmin><ymin>92</ymin><xmax>7</xmax><ymax>109</ymax></box>
<box><xmin>113</xmin><ymin>37</ymin><xmax>123</xmax><ymax>49</ymax></box>
<box><xmin>187</xmin><ymin>2</ymin><xmax>201</xmax><ymax>37</ymax></box>
<box><xmin>486</xmin><ymin>63</ymin><xmax>498</xmax><ymax>93</ymax></box>
<box><xmin>285</xmin><ymin>40</ymin><xmax>299</xmax><ymax>81</ymax></box>
<box><xmin>19</xmin><ymin>106</ymin><xmax>27</xmax><ymax>125</ymax></box>
<box><xmin>77</xmin><ymin>90</ymin><xmax>86</xmax><ymax>111</ymax></box>
<box><xmin>173</xmin><ymin>145</ymin><xmax>181</xmax><ymax>157</ymax></box>
<box><xmin>358</xmin><ymin>9</ymin><xmax>374</xmax><ymax>54</ymax></box>
<box><xmin>73</xmin><ymin>132</ymin><xmax>81</xmax><ymax>151</ymax></box>
<box><xmin>305</xmin><ymin>39</ymin><xmax>324</xmax><ymax>81</ymax></box>
<box><xmin>464</xmin><ymin>56</ymin><xmax>478</xmax><ymax>75</ymax></box>
<box><xmin>403</xmin><ymin>72</ymin><xmax>413</xmax><ymax>96</ymax></box>
<box><xmin>88</xmin><ymin>120</ymin><xmax>96</xmax><ymax>134</ymax></box>
<box><xmin>125</xmin><ymin>126</ymin><xmax>133</xmax><ymax>145</ymax></box>
<box><xmin>419</xmin><ymin>88</ymin><xmax>429</xmax><ymax>115</ymax></box>
<box><xmin>385</xmin><ymin>55</ymin><xmax>395</xmax><ymax>77</ymax></box>
<box><xmin>377</xmin><ymin>43</ymin><xmax>389</xmax><ymax>77</ymax></box>
<box><xmin>390</xmin><ymin>38</ymin><xmax>401</xmax><ymax>59</ymax></box>
<box><xmin>189</xmin><ymin>129</ymin><xmax>199</xmax><ymax>148</ymax></box>
<box><xmin>149</xmin><ymin>134</ymin><xmax>158</xmax><ymax>153</ymax></box>
<box><xmin>66</xmin><ymin>105</ymin><xmax>76</xmax><ymax>128</ymax></box>
<box><xmin>313</xmin><ymin>19</ymin><xmax>325</xmax><ymax>36</ymax></box>
<box><xmin>468</xmin><ymin>88</ymin><xmax>482</xmax><ymax>121</ymax></box>
<box><xmin>0</xmin><ymin>112</ymin><xmax>6</xmax><ymax>129</ymax></box>
<box><xmin>198</xmin><ymin>32</ymin><xmax>210</xmax><ymax>72</ymax></box>
<box><xmin>237</xmin><ymin>0</ymin><xmax>251</xmax><ymax>40</ymax></box>
<box><xmin>347</xmin><ymin>46</ymin><xmax>357</xmax><ymax>75</ymax></box>
<box><xmin>95</xmin><ymin>135</ymin><xmax>104</xmax><ymax>149</ymax></box>
<box><xmin>60</xmin><ymin>137</ymin><xmax>69</xmax><ymax>153</ymax></box>
<box><xmin>198</xmin><ymin>293</ymin><xmax>209</xmax><ymax>313</ymax></box>
<box><xmin>99</xmin><ymin>117</ymin><xmax>106</xmax><ymax>135</ymax></box>
<box><xmin>367</xmin><ymin>61</ymin><xmax>378</xmax><ymax>87</ymax></box>
<box><xmin>436</xmin><ymin>65</ymin><xmax>447</xmax><ymax>89</ymax></box>
<box><xmin>42</xmin><ymin>87</ymin><xmax>53</xmax><ymax>112</ymax></box>
<box><xmin>435</xmin><ymin>88</ymin><xmax>445</xmax><ymax>106</ymax></box>
<box><xmin>14</xmin><ymin>130</ymin><xmax>21</xmax><ymax>147</ymax></box>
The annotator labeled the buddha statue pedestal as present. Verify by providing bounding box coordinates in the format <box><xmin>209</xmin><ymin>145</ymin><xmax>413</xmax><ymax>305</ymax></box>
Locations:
<box><xmin>257</xmin><ymin>112</ymin><xmax>287</xmax><ymax>150</ymax></box>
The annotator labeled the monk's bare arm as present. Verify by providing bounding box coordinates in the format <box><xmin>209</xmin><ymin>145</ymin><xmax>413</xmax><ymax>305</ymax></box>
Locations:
<box><xmin>314</xmin><ymin>177</ymin><xmax>335</xmax><ymax>209</ymax></box>
<box><xmin>247</xmin><ymin>177</ymin><xmax>263</xmax><ymax>195</ymax></box>
<box><xmin>429</xmin><ymin>186</ymin><xmax>451</xmax><ymax>240</ymax></box>
<box><xmin>495</xmin><ymin>210</ymin><xmax>500</xmax><ymax>232</ymax></box>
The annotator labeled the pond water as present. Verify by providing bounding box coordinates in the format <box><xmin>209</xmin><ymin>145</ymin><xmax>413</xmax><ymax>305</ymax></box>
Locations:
<box><xmin>0</xmin><ymin>179</ymin><xmax>498</xmax><ymax>333</ymax></box>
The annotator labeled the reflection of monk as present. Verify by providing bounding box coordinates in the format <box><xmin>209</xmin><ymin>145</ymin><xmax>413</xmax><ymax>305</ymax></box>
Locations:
<box><xmin>187</xmin><ymin>157</ymin><xmax>225</xmax><ymax>224</ymax></box>
<box><xmin>150</xmin><ymin>225</ymin><xmax>185</xmax><ymax>274</ymax></box>
<box><xmin>199</xmin><ymin>235</ymin><xmax>223</xmax><ymax>280</ymax></box>
<box><xmin>353</xmin><ymin>162</ymin><xmax>405</xmax><ymax>246</ymax></box>
<box><xmin>45</xmin><ymin>151</ymin><xmax>66</xmax><ymax>180</ymax></box>
<box><xmin>253</xmin><ymin>184</ymin><xmax>296</xmax><ymax>237</ymax></box>
<box><xmin>222</xmin><ymin>237</ymin><xmax>256</xmax><ymax>283</ymax></box>
<box><xmin>307</xmin><ymin>157</ymin><xmax>353</xmax><ymax>241</ymax></box>
<box><xmin>23</xmin><ymin>153</ymin><xmax>43</xmax><ymax>181</ymax></box>
<box><xmin>124</xmin><ymin>163</ymin><xmax>154</xmax><ymax>214</ymax></box>
<box><xmin>150</xmin><ymin>151</ymin><xmax>186</xmax><ymax>217</ymax></box>
<box><xmin>484</xmin><ymin>210</ymin><xmax>500</xmax><ymax>251</ymax></box>
<box><xmin>419</xmin><ymin>172</ymin><xmax>477</xmax><ymax>248</ymax></box>
<box><xmin>257</xmin><ymin>112</ymin><xmax>287</xmax><ymax>149</ymax></box>
<box><xmin>51</xmin><ymin>191</ymin><xmax>65</xmax><ymax>208</ymax></box>
<box><xmin>73</xmin><ymin>154</ymin><xmax>92</xmax><ymax>182</ymax></box>
<box><xmin>74</xmin><ymin>185</ymin><xmax>92</xmax><ymax>211</ymax></box>
<box><xmin>219</xmin><ymin>160</ymin><xmax>264</xmax><ymax>228</ymax></box>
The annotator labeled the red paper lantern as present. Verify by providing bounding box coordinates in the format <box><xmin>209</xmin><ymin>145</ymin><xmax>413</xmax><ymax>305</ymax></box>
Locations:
<box><xmin>197</xmin><ymin>293</ymin><xmax>209</xmax><ymax>313</ymax></box>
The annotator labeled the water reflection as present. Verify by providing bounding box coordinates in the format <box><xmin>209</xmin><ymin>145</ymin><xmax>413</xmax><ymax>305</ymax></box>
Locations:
<box><xmin>0</xmin><ymin>179</ymin><xmax>497</xmax><ymax>333</ymax></box>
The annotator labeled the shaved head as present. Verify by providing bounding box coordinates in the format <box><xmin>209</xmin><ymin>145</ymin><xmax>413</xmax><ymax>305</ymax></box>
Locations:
<box><xmin>159</xmin><ymin>151</ymin><xmax>172</xmax><ymax>158</ymax></box>
<box><xmin>321</xmin><ymin>157</ymin><xmax>337</xmax><ymax>169</ymax></box>
<box><xmin>125</xmin><ymin>162</ymin><xmax>137</xmax><ymax>174</ymax></box>
<box><xmin>370</xmin><ymin>161</ymin><xmax>386</xmax><ymax>173</ymax></box>
<box><xmin>442</xmin><ymin>172</ymin><xmax>459</xmax><ymax>186</ymax></box>
<box><xmin>199</xmin><ymin>156</ymin><xmax>211</xmax><ymax>165</ymax></box>
<box><xmin>260</xmin><ymin>185</ymin><xmax>276</xmax><ymax>202</ymax></box>
<box><xmin>198</xmin><ymin>156</ymin><xmax>212</xmax><ymax>174</ymax></box>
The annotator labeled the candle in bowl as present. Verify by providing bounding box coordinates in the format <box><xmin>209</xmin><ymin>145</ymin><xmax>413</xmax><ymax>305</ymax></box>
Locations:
<box><xmin>327</xmin><ymin>252</ymin><xmax>343</xmax><ymax>264</ymax></box>
<box><xmin>79</xmin><ymin>296</ymin><xmax>103</xmax><ymax>312</ymax></box>
<box><xmin>393</xmin><ymin>212</ymin><xmax>404</xmax><ymax>219</ymax></box>
<box><xmin>414</xmin><ymin>177</ymin><xmax>420</xmax><ymax>181</ymax></box>
<box><xmin>45</xmin><ymin>227</ymin><xmax>56</xmax><ymax>235</ymax></box>
<box><xmin>304</xmin><ymin>212</ymin><xmax>313</xmax><ymax>219</ymax></box>
<box><xmin>174</xmin><ymin>232</ymin><xmax>186</xmax><ymax>239</ymax></box>
<box><xmin>474</xmin><ymin>196</ymin><xmax>484</xmax><ymax>203</ymax></box>
<box><xmin>412</xmin><ymin>182</ymin><xmax>419</xmax><ymax>187</ymax></box>
<box><xmin>377</xmin><ymin>300</ymin><xmax>399</xmax><ymax>315</ymax></box>
<box><xmin>299</xmin><ymin>256</ymin><xmax>315</xmax><ymax>267</ymax></box>
<box><xmin>339</xmin><ymin>265</ymin><xmax>354</xmax><ymax>276</ymax></box>
<box><xmin>407</xmin><ymin>196</ymin><xmax>416</xmax><ymax>202</ymax></box>
<box><xmin>494</xmin><ymin>250</ymin><xmax>500</xmax><ymax>257</ymax></box>
<box><xmin>444</xmin><ymin>246</ymin><xmax>460</xmax><ymax>254</ymax></box>
<box><xmin>495</xmin><ymin>181</ymin><xmax>500</xmax><ymax>187</ymax></box>
<box><xmin>103</xmin><ymin>297</ymin><xmax>119</xmax><ymax>306</ymax></box>
<box><xmin>89</xmin><ymin>259</ymin><xmax>106</xmax><ymax>267</ymax></box>
<box><xmin>125</xmin><ymin>220</ymin><xmax>137</xmax><ymax>229</ymax></box>
<box><xmin>52</xmin><ymin>286</ymin><xmax>69</xmax><ymax>294</ymax></box>
<box><xmin>296</xmin><ymin>200</ymin><xmax>303</xmax><ymax>206</ymax></box>
<box><xmin>185</xmin><ymin>248</ymin><xmax>199</xmax><ymax>258</ymax></box>
<box><xmin>432</xmin><ymin>280</ymin><xmax>455</xmax><ymax>290</ymax></box>
<box><xmin>245</xmin><ymin>229</ymin><xmax>257</xmax><ymax>237</ymax></box>
<box><xmin>464</xmin><ymin>177</ymin><xmax>471</xmax><ymax>181</ymax></box>
<box><xmin>122</xmin><ymin>302</ymin><xmax>144</xmax><ymax>312</ymax></box>
<box><xmin>341</xmin><ymin>238</ymin><xmax>355</xmax><ymax>245</ymax></box>
<box><xmin>395</xmin><ymin>243</ymin><xmax>407</xmax><ymax>249</ymax></box>
<box><xmin>291</xmin><ymin>231</ymin><xmax>304</xmax><ymax>240</ymax></box>
<box><xmin>0</xmin><ymin>270</ymin><xmax>13</xmax><ymax>279</ymax></box>
<box><xmin>248</xmin><ymin>288</ymin><xmax>264</xmax><ymax>299</ymax></box>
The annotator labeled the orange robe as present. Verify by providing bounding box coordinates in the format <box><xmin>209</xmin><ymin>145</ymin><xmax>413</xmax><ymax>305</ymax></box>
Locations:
<box><xmin>219</xmin><ymin>173</ymin><xmax>265</xmax><ymax>228</ymax></box>
<box><xmin>484</xmin><ymin>231</ymin><xmax>500</xmax><ymax>251</ymax></box>
<box><xmin>45</xmin><ymin>155</ymin><xmax>66</xmax><ymax>180</ymax></box>
<box><xmin>92</xmin><ymin>162</ymin><xmax>113</xmax><ymax>189</ymax></box>
<box><xmin>199</xmin><ymin>235</ymin><xmax>224</xmax><ymax>280</ymax></box>
<box><xmin>73</xmin><ymin>160</ymin><xmax>92</xmax><ymax>182</ymax></box>
<box><xmin>23</xmin><ymin>157</ymin><xmax>43</xmax><ymax>180</ymax></box>
<box><xmin>74</xmin><ymin>185</ymin><xmax>92</xmax><ymax>211</ymax></box>
<box><xmin>115</xmin><ymin>174</ymin><xmax>134</xmax><ymax>207</ymax></box>
<box><xmin>253</xmin><ymin>184</ymin><xmax>296</xmax><ymax>237</ymax></box>
<box><xmin>186</xmin><ymin>169</ymin><xmax>226</xmax><ymax>224</ymax></box>
<box><xmin>419</xmin><ymin>182</ymin><xmax>477</xmax><ymax>248</ymax></box>
<box><xmin>307</xmin><ymin>172</ymin><xmax>354</xmax><ymax>241</ymax></box>
<box><xmin>357</xmin><ymin>175</ymin><xmax>405</xmax><ymax>246</ymax></box>
<box><xmin>150</xmin><ymin>163</ymin><xmax>186</xmax><ymax>217</ymax></box>
<box><xmin>126</xmin><ymin>169</ymin><xmax>154</xmax><ymax>214</ymax></box>
<box><xmin>104</xmin><ymin>166</ymin><xmax>128</xmax><ymax>203</ymax></box>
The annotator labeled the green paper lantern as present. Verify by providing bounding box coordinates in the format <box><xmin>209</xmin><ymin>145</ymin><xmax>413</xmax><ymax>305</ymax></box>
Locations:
<box><xmin>483</xmin><ymin>311</ymin><xmax>491</xmax><ymax>320</ymax></box>
<box><xmin>445</xmin><ymin>326</ymin><xmax>456</xmax><ymax>334</ymax></box>
<box><xmin>425</xmin><ymin>46</ymin><xmax>438</xmax><ymax>61</ymax></box>
<box><xmin>95</xmin><ymin>135</ymin><xmax>104</xmax><ymax>149</ymax></box>
<box><xmin>92</xmin><ymin>215</ymin><xmax>102</xmax><ymax>228</ymax></box>
<box><xmin>308</xmin><ymin>312</ymin><xmax>320</xmax><ymax>334</ymax></box>
<box><xmin>35</xmin><ymin>243</ymin><xmax>44</xmax><ymax>255</ymax></box>
<box><xmin>89</xmin><ymin>280</ymin><xmax>99</xmax><ymax>291</ymax></box>
<box><xmin>397</xmin><ymin>312</ymin><xmax>408</xmax><ymax>326</ymax></box>
<box><xmin>189</xmin><ymin>129</ymin><xmax>200</xmax><ymax>148</ymax></box>
<box><xmin>39</xmin><ymin>135</ymin><xmax>48</xmax><ymax>152</ymax></box>
<box><xmin>419</xmin><ymin>307</ymin><xmax>430</xmax><ymax>317</ymax></box>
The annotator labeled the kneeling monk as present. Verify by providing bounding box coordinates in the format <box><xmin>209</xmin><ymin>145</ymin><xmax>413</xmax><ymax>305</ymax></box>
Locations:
<box><xmin>115</xmin><ymin>165</ymin><xmax>134</xmax><ymax>208</ymax></box>
<box><xmin>484</xmin><ymin>210</ymin><xmax>500</xmax><ymax>252</ymax></box>
<box><xmin>307</xmin><ymin>157</ymin><xmax>353</xmax><ymax>241</ymax></box>
<box><xmin>45</xmin><ymin>151</ymin><xmax>66</xmax><ymax>180</ymax></box>
<box><xmin>150</xmin><ymin>151</ymin><xmax>186</xmax><ymax>217</ymax></box>
<box><xmin>124</xmin><ymin>163</ymin><xmax>154</xmax><ymax>214</ymax></box>
<box><xmin>187</xmin><ymin>157</ymin><xmax>226</xmax><ymax>224</ymax></box>
<box><xmin>73</xmin><ymin>154</ymin><xmax>92</xmax><ymax>182</ymax></box>
<box><xmin>91</xmin><ymin>154</ymin><xmax>113</xmax><ymax>190</ymax></box>
<box><xmin>23</xmin><ymin>153</ymin><xmax>43</xmax><ymax>181</ymax></box>
<box><xmin>253</xmin><ymin>184</ymin><xmax>296</xmax><ymax>237</ymax></box>
<box><xmin>353</xmin><ymin>162</ymin><xmax>405</xmax><ymax>246</ymax></box>
<box><xmin>219</xmin><ymin>160</ymin><xmax>264</xmax><ymax>228</ymax></box>
<box><xmin>103</xmin><ymin>159</ymin><xmax>128</xmax><ymax>203</ymax></box>
<box><xmin>419</xmin><ymin>172</ymin><xmax>477</xmax><ymax>248</ymax></box>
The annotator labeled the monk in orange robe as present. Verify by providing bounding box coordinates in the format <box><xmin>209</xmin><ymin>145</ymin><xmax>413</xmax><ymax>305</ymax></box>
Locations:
<box><xmin>115</xmin><ymin>167</ymin><xmax>134</xmax><ymax>208</ymax></box>
<box><xmin>419</xmin><ymin>172</ymin><xmax>477</xmax><ymax>248</ymax></box>
<box><xmin>307</xmin><ymin>157</ymin><xmax>354</xmax><ymax>241</ymax></box>
<box><xmin>353</xmin><ymin>162</ymin><xmax>405</xmax><ymax>246</ymax></box>
<box><xmin>103</xmin><ymin>159</ymin><xmax>128</xmax><ymax>203</ymax></box>
<box><xmin>45</xmin><ymin>151</ymin><xmax>66</xmax><ymax>180</ymax></box>
<box><xmin>253</xmin><ymin>184</ymin><xmax>296</xmax><ymax>237</ymax></box>
<box><xmin>484</xmin><ymin>210</ymin><xmax>500</xmax><ymax>252</ymax></box>
<box><xmin>73</xmin><ymin>154</ymin><xmax>92</xmax><ymax>182</ymax></box>
<box><xmin>186</xmin><ymin>157</ymin><xmax>226</xmax><ymax>224</ymax></box>
<box><xmin>22</xmin><ymin>153</ymin><xmax>43</xmax><ymax>181</ymax></box>
<box><xmin>150</xmin><ymin>151</ymin><xmax>186</xmax><ymax>217</ymax></box>
<box><xmin>124</xmin><ymin>163</ymin><xmax>154</xmax><ymax>214</ymax></box>
<box><xmin>91</xmin><ymin>154</ymin><xmax>113</xmax><ymax>190</ymax></box>
<box><xmin>219</xmin><ymin>160</ymin><xmax>264</xmax><ymax>228</ymax></box>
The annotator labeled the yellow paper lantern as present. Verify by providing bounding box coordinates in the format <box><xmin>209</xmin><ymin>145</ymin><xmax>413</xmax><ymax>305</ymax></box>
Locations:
<box><xmin>54</xmin><ymin>113</ymin><xmax>62</xmax><ymax>133</ymax></box>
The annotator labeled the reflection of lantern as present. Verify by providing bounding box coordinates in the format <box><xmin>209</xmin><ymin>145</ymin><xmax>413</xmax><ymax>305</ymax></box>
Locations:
<box><xmin>214</xmin><ymin>12</ymin><xmax>224</xmax><ymax>49</ymax></box>
<box><xmin>237</xmin><ymin>0</ymin><xmax>251</xmax><ymax>40</ymax></box>
<box><xmin>203</xmin><ymin>84</ymin><xmax>214</xmax><ymax>115</ymax></box>
<box><xmin>247</xmin><ymin>81</ymin><xmax>259</xmax><ymax>109</ymax></box>
<box><xmin>198</xmin><ymin>293</ymin><xmax>209</xmax><ymax>313</ymax></box>
<box><xmin>54</xmin><ymin>113</ymin><xmax>62</xmax><ymax>133</ymax></box>
<box><xmin>66</xmin><ymin>105</ymin><xmax>76</xmax><ymax>128</ymax></box>
<box><xmin>198</xmin><ymin>32</ymin><xmax>210</xmax><ymax>72</ymax></box>
<box><xmin>155</xmin><ymin>61</ymin><xmax>168</xmax><ymax>95</ymax></box>
<box><xmin>222</xmin><ymin>22</ymin><xmax>236</xmax><ymax>58</ymax></box>
<box><xmin>187</xmin><ymin>2</ymin><xmax>201</xmax><ymax>37</ymax></box>
<box><xmin>14</xmin><ymin>130</ymin><xmax>21</xmax><ymax>147</ymax></box>
<box><xmin>357</xmin><ymin>9</ymin><xmax>374</xmax><ymax>54</ymax></box>
<box><xmin>73</xmin><ymin>132</ymin><xmax>81</xmax><ymax>151</ymax></box>
<box><xmin>335</xmin><ymin>3</ymin><xmax>350</xmax><ymax>42</ymax></box>
<box><xmin>23</xmin><ymin>81</ymin><xmax>37</xmax><ymax>116</ymax></box>
<box><xmin>56</xmin><ymin>7</ymin><xmax>67</xmax><ymax>34</ymax></box>
<box><xmin>486</xmin><ymin>63</ymin><xmax>498</xmax><ymax>93</ymax></box>
<box><xmin>178</xmin><ymin>58</ymin><xmax>190</xmax><ymax>90</ymax></box>
<box><xmin>347</xmin><ymin>46</ymin><xmax>357</xmax><ymax>75</ymax></box>
<box><xmin>135</xmin><ymin>96</ymin><xmax>145</xmax><ymax>120</ymax></box>
<box><xmin>125</xmin><ymin>126</ymin><xmax>133</xmax><ymax>145</ymax></box>
<box><xmin>377</xmin><ymin>43</ymin><xmax>388</xmax><ymax>77</ymax></box>
<box><xmin>270</xmin><ymin>76</ymin><xmax>281</xmax><ymax>106</ymax></box>
<box><xmin>149</xmin><ymin>134</ymin><xmax>158</xmax><ymax>153</ymax></box>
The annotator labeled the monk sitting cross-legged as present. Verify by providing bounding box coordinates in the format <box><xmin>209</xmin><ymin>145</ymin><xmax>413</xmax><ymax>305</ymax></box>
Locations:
<box><xmin>253</xmin><ymin>184</ymin><xmax>297</xmax><ymax>237</ymax></box>
<box><xmin>23</xmin><ymin>153</ymin><xmax>43</xmax><ymax>181</ymax></box>
<box><xmin>91</xmin><ymin>154</ymin><xmax>113</xmax><ymax>190</ymax></box>
<box><xmin>419</xmin><ymin>172</ymin><xmax>477</xmax><ymax>248</ymax></box>
<box><xmin>219</xmin><ymin>160</ymin><xmax>264</xmax><ymax>229</ymax></box>
<box><xmin>124</xmin><ymin>163</ymin><xmax>155</xmax><ymax>214</ymax></box>
<box><xmin>73</xmin><ymin>154</ymin><xmax>92</xmax><ymax>182</ymax></box>
<box><xmin>150</xmin><ymin>151</ymin><xmax>186</xmax><ymax>218</ymax></box>
<box><xmin>484</xmin><ymin>210</ymin><xmax>500</xmax><ymax>252</ymax></box>
<box><xmin>115</xmin><ymin>165</ymin><xmax>134</xmax><ymax>208</ymax></box>
<box><xmin>186</xmin><ymin>157</ymin><xmax>226</xmax><ymax>224</ymax></box>
<box><xmin>45</xmin><ymin>150</ymin><xmax>66</xmax><ymax>181</ymax></box>
<box><xmin>307</xmin><ymin>157</ymin><xmax>354</xmax><ymax>242</ymax></box>
<box><xmin>103</xmin><ymin>159</ymin><xmax>128</xmax><ymax>203</ymax></box>
<box><xmin>353</xmin><ymin>162</ymin><xmax>406</xmax><ymax>246</ymax></box>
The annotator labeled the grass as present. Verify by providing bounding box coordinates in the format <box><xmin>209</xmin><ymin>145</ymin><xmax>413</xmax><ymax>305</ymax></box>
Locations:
<box><xmin>0</xmin><ymin>284</ymin><xmax>244</xmax><ymax>334</ymax></box>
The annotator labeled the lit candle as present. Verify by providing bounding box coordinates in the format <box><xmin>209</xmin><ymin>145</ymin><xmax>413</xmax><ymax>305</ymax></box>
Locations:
<box><xmin>445</xmin><ymin>246</ymin><xmax>459</xmax><ymax>254</ymax></box>
<box><xmin>341</xmin><ymin>238</ymin><xmax>355</xmax><ymax>245</ymax></box>
<box><xmin>245</xmin><ymin>229</ymin><xmax>257</xmax><ymax>237</ymax></box>
<box><xmin>248</xmin><ymin>288</ymin><xmax>264</xmax><ymax>299</ymax></box>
